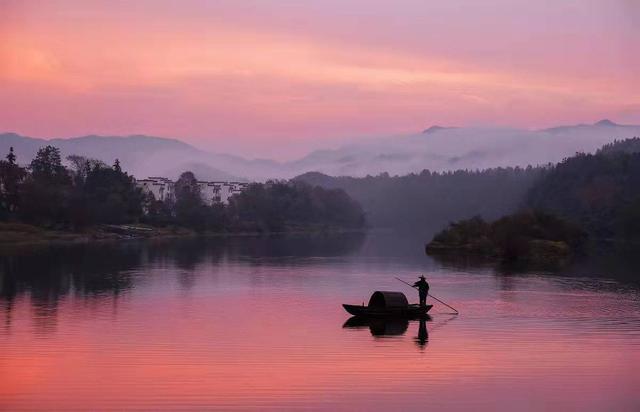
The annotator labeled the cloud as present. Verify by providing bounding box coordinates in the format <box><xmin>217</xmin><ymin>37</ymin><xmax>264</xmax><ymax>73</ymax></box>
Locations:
<box><xmin>1</xmin><ymin>0</ymin><xmax>639</xmax><ymax>158</ymax></box>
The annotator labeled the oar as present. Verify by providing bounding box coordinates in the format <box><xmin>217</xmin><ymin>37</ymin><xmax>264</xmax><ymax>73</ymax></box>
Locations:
<box><xmin>426</xmin><ymin>293</ymin><xmax>459</xmax><ymax>315</ymax></box>
<box><xmin>394</xmin><ymin>277</ymin><xmax>459</xmax><ymax>315</ymax></box>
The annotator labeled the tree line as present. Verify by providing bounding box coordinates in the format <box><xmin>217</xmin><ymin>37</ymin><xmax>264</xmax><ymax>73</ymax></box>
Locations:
<box><xmin>0</xmin><ymin>145</ymin><xmax>145</xmax><ymax>228</ymax></box>
<box><xmin>295</xmin><ymin>166</ymin><xmax>547</xmax><ymax>233</ymax></box>
<box><xmin>0</xmin><ymin>146</ymin><xmax>366</xmax><ymax>233</ymax></box>
<box><xmin>426</xmin><ymin>211</ymin><xmax>588</xmax><ymax>263</ymax></box>
<box><xmin>426</xmin><ymin>137</ymin><xmax>640</xmax><ymax>259</ymax></box>
<box><xmin>527</xmin><ymin>138</ymin><xmax>640</xmax><ymax>241</ymax></box>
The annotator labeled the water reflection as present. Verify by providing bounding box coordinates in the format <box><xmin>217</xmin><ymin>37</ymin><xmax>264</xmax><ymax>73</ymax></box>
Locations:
<box><xmin>428</xmin><ymin>244</ymin><xmax>640</xmax><ymax>287</ymax></box>
<box><xmin>415</xmin><ymin>317</ymin><xmax>429</xmax><ymax>348</ymax></box>
<box><xmin>0</xmin><ymin>234</ymin><xmax>366</xmax><ymax>333</ymax></box>
<box><xmin>1</xmin><ymin>233</ymin><xmax>640</xmax><ymax>410</ymax></box>
<box><xmin>343</xmin><ymin>316</ymin><xmax>432</xmax><ymax>349</ymax></box>
<box><xmin>343</xmin><ymin>316</ymin><xmax>409</xmax><ymax>336</ymax></box>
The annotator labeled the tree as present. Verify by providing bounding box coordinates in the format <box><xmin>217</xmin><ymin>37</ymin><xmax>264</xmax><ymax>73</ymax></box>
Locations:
<box><xmin>0</xmin><ymin>147</ymin><xmax>26</xmax><ymax>218</ymax></box>
<box><xmin>294</xmin><ymin>165</ymin><xmax>545</xmax><ymax>233</ymax></box>
<box><xmin>77</xmin><ymin>160</ymin><xmax>143</xmax><ymax>226</ymax></box>
<box><xmin>618</xmin><ymin>197</ymin><xmax>640</xmax><ymax>242</ymax></box>
<box><xmin>174</xmin><ymin>171</ymin><xmax>205</xmax><ymax>230</ymax></box>
<box><xmin>30</xmin><ymin>145</ymin><xmax>70</xmax><ymax>185</ymax></box>
<box><xmin>141</xmin><ymin>192</ymin><xmax>173</xmax><ymax>227</ymax></box>
<box><xmin>6</xmin><ymin>147</ymin><xmax>16</xmax><ymax>165</ymax></box>
<box><xmin>226</xmin><ymin>181</ymin><xmax>365</xmax><ymax>232</ymax></box>
<box><xmin>66</xmin><ymin>155</ymin><xmax>106</xmax><ymax>184</ymax></box>
<box><xmin>19</xmin><ymin>146</ymin><xmax>73</xmax><ymax>226</ymax></box>
<box><xmin>527</xmin><ymin>139</ymin><xmax>640</xmax><ymax>239</ymax></box>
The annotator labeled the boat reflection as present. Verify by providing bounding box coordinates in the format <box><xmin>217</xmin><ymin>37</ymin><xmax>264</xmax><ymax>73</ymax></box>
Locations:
<box><xmin>343</xmin><ymin>316</ymin><xmax>432</xmax><ymax>348</ymax></box>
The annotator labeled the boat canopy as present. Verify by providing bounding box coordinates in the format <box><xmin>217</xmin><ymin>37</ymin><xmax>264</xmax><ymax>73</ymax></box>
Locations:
<box><xmin>368</xmin><ymin>291</ymin><xmax>409</xmax><ymax>308</ymax></box>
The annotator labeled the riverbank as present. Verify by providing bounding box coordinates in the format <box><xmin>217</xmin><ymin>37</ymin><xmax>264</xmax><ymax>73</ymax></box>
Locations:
<box><xmin>0</xmin><ymin>222</ymin><xmax>193</xmax><ymax>246</ymax></box>
<box><xmin>424</xmin><ymin>212</ymin><xmax>588</xmax><ymax>266</ymax></box>
<box><xmin>0</xmin><ymin>222</ymin><xmax>367</xmax><ymax>247</ymax></box>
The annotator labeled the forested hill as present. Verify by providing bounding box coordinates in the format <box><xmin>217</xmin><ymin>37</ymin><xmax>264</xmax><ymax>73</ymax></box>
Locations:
<box><xmin>295</xmin><ymin>167</ymin><xmax>546</xmax><ymax>232</ymax></box>
<box><xmin>296</xmin><ymin>138</ymin><xmax>640</xmax><ymax>237</ymax></box>
<box><xmin>597</xmin><ymin>137</ymin><xmax>640</xmax><ymax>155</ymax></box>
<box><xmin>527</xmin><ymin>138</ymin><xmax>640</xmax><ymax>240</ymax></box>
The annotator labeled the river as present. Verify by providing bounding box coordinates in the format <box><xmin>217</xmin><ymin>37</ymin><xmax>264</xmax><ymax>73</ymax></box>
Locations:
<box><xmin>1</xmin><ymin>234</ymin><xmax>639</xmax><ymax>410</ymax></box>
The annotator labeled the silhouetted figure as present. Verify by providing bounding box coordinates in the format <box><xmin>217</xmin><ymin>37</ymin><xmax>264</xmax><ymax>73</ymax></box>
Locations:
<box><xmin>413</xmin><ymin>275</ymin><xmax>430</xmax><ymax>307</ymax></box>
<box><xmin>414</xmin><ymin>318</ymin><xmax>429</xmax><ymax>349</ymax></box>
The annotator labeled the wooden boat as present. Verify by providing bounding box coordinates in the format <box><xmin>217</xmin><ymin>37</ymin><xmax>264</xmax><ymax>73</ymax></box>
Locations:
<box><xmin>343</xmin><ymin>291</ymin><xmax>433</xmax><ymax>318</ymax></box>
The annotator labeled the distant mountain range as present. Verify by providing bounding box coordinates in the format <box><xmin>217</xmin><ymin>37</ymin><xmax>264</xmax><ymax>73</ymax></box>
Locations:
<box><xmin>0</xmin><ymin>133</ymin><xmax>251</xmax><ymax>182</ymax></box>
<box><xmin>1</xmin><ymin>119</ymin><xmax>639</xmax><ymax>181</ymax></box>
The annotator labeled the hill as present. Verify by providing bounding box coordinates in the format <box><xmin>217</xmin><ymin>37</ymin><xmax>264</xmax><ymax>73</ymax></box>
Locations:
<box><xmin>0</xmin><ymin>133</ymin><xmax>247</xmax><ymax>182</ymax></box>
<box><xmin>295</xmin><ymin>166</ymin><xmax>545</xmax><ymax>233</ymax></box>
<box><xmin>297</xmin><ymin>137</ymin><xmax>640</xmax><ymax>236</ymax></box>
<box><xmin>289</xmin><ymin>120</ymin><xmax>640</xmax><ymax>177</ymax></box>
<box><xmin>2</xmin><ymin>119</ymin><xmax>639</xmax><ymax>181</ymax></box>
<box><xmin>527</xmin><ymin>138</ymin><xmax>640</xmax><ymax>240</ymax></box>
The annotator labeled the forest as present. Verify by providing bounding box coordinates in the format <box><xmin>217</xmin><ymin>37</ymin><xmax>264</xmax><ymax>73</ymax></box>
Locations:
<box><xmin>295</xmin><ymin>166</ymin><xmax>547</xmax><ymax>232</ymax></box>
<box><xmin>297</xmin><ymin>138</ymin><xmax>640</xmax><ymax>242</ymax></box>
<box><xmin>426</xmin><ymin>137</ymin><xmax>640</xmax><ymax>259</ymax></box>
<box><xmin>425</xmin><ymin>212</ymin><xmax>588</xmax><ymax>263</ymax></box>
<box><xmin>2</xmin><ymin>137</ymin><xmax>638</xmax><ymax>242</ymax></box>
<box><xmin>527</xmin><ymin>137</ymin><xmax>640</xmax><ymax>241</ymax></box>
<box><xmin>0</xmin><ymin>146</ymin><xmax>366</xmax><ymax>235</ymax></box>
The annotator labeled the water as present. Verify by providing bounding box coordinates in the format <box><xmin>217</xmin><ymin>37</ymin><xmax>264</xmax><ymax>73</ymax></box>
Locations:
<box><xmin>1</xmin><ymin>234</ymin><xmax>639</xmax><ymax>411</ymax></box>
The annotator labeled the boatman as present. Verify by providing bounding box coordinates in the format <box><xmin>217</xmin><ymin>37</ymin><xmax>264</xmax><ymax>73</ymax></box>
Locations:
<box><xmin>413</xmin><ymin>275</ymin><xmax>430</xmax><ymax>307</ymax></box>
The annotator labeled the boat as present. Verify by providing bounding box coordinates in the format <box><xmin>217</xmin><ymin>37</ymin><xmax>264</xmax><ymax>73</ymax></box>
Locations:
<box><xmin>342</xmin><ymin>291</ymin><xmax>433</xmax><ymax>318</ymax></box>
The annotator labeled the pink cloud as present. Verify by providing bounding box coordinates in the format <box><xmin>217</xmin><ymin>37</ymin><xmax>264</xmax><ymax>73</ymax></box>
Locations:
<box><xmin>1</xmin><ymin>0</ymin><xmax>638</xmax><ymax>158</ymax></box>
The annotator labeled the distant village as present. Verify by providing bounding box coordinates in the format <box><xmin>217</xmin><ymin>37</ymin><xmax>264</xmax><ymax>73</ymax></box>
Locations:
<box><xmin>136</xmin><ymin>177</ymin><xmax>249</xmax><ymax>205</ymax></box>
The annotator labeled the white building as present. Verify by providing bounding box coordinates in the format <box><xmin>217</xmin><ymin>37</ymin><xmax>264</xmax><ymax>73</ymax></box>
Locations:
<box><xmin>136</xmin><ymin>177</ymin><xmax>174</xmax><ymax>202</ymax></box>
<box><xmin>197</xmin><ymin>181</ymin><xmax>250</xmax><ymax>205</ymax></box>
<box><xmin>136</xmin><ymin>177</ymin><xmax>248</xmax><ymax>205</ymax></box>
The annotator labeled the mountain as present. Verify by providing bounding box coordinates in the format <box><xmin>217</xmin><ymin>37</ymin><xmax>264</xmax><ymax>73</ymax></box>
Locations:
<box><xmin>289</xmin><ymin>120</ymin><xmax>640</xmax><ymax>177</ymax></box>
<box><xmin>159</xmin><ymin>162</ymin><xmax>245</xmax><ymax>182</ymax></box>
<box><xmin>1</xmin><ymin>119</ymin><xmax>639</xmax><ymax>181</ymax></box>
<box><xmin>0</xmin><ymin>133</ymin><xmax>255</xmax><ymax>182</ymax></box>
<box><xmin>540</xmin><ymin>119</ymin><xmax>632</xmax><ymax>134</ymax></box>
<box><xmin>594</xmin><ymin>119</ymin><xmax>618</xmax><ymax>127</ymax></box>
<box><xmin>422</xmin><ymin>125</ymin><xmax>455</xmax><ymax>134</ymax></box>
<box><xmin>527</xmin><ymin>138</ymin><xmax>640</xmax><ymax>240</ymax></box>
<box><xmin>296</xmin><ymin>138</ymin><xmax>640</xmax><ymax>236</ymax></box>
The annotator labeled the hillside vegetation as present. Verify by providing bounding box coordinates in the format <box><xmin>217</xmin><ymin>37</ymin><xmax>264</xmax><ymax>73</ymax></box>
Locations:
<box><xmin>425</xmin><ymin>212</ymin><xmax>587</xmax><ymax>263</ymax></box>
<box><xmin>298</xmin><ymin>138</ymin><xmax>640</xmax><ymax>241</ymax></box>
<box><xmin>0</xmin><ymin>146</ymin><xmax>365</xmax><ymax>240</ymax></box>
<box><xmin>296</xmin><ymin>167</ymin><xmax>545</xmax><ymax>232</ymax></box>
<box><xmin>426</xmin><ymin>138</ymin><xmax>640</xmax><ymax>263</ymax></box>
<box><xmin>527</xmin><ymin>137</ymin><xmax>640</xmax><ymax>240</ymax></box>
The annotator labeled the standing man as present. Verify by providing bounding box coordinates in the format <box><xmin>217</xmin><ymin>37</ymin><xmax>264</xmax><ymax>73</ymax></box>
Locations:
<box><xmin>413</xmin><ymin>275</ymin><xmax>430</xmax><ymax>307</ymax></box>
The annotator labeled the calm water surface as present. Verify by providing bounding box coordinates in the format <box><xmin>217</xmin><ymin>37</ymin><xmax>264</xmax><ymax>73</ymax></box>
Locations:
<box><xmin>1</xmin><ymin>234</ymin><xmax>639</xmax><ymax>411</ymax></box>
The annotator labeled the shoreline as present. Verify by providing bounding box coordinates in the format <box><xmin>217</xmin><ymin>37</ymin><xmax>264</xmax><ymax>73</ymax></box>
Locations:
<box><xmin>0</xmin><ymin>222</ymin><xmax>368</xmax><ymax>249</ymax></box>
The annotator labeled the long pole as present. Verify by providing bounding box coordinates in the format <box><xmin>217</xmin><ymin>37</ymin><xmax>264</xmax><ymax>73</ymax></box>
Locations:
<box><xmin>395</xmin><ymin>277</ymin><xmax>459</xmax><ymax>314</ymax></box>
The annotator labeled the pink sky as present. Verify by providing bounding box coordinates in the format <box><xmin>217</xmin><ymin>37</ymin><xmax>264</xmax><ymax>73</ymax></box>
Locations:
<box><xmin>1</xmin><ymin>0</ymin><xmax>639</xmax><ymax>158</ymax></box>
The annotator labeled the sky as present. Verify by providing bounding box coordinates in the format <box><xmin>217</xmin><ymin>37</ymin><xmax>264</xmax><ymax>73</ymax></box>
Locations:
<box><xmin>1</xmin><ymin>0</ymin><xmax>639</xmax><ymax>159</ymax></box>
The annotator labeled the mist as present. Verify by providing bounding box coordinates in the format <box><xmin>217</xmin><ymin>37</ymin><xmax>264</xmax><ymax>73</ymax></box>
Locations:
<box><xmin>1</xmin><ymin>120</ymin><xmax>639</xmax><ymax>182</ymax></box>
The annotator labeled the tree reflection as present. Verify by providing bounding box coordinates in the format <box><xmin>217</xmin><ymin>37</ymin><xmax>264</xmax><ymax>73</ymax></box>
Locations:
<box><xmin>427</xmin><ymin>244</ymin><xmax>640</xmax><ymax>288</ymax></box>
<box><xmin>0</xmin><ymin>233</ymin><xmax>366</xmax><ymax>333</ymax></box>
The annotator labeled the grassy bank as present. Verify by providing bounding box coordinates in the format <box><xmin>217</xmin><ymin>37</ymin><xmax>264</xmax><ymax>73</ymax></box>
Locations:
<box><xmin>0</xmin><ymin>222</ymin><xmax>194</xmax><ymax>246</ymax></box>
<box><xmin>0</xmin><ymin>222</ymin><xmax>367</xmax><ymax>247</ymax></box>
